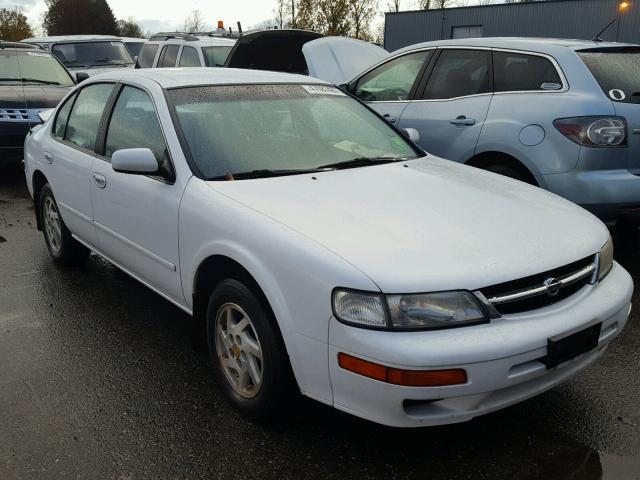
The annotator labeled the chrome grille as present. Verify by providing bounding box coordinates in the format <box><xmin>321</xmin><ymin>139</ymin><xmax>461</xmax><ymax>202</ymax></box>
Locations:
<box><xmin>478</xmin><ymin>255</ymin><xmax>596</xmax><ymax>315</ymax></box>
<box><xmin>0</xmin><ymin>109</ymin><xmax>43</xmax><ymax>123</ymax></box>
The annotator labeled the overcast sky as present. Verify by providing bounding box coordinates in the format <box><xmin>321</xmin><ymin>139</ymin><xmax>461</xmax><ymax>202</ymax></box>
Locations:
<box><xmin>1</xmin><ymin>0</ymin><xmax>500</xmax><ymax>35</ymax></box>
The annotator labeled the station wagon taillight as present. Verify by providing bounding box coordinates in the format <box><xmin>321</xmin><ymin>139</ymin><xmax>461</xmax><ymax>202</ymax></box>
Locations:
<box><xmin>554</xmin><ymin>116</ymin><xmax>627</xmax><ymax>147</ymax></box>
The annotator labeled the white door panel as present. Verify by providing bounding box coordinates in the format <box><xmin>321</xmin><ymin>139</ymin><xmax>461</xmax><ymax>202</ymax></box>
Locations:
<box><xmin>90</xmin><ymin>161</ymin><xmax>184</xmax><ymax>302</ymax></box>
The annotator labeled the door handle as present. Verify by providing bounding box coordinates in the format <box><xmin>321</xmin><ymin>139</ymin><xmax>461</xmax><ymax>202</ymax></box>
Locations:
<box><xmin>383</xmin><ymin>114</ymin><xmax>397</xmax><ymax>124</ymax></box>
<box><xmin>44</xmin><ymin>152</ymin><xmax>53</xmax><ymax>164</ymax></box>
<box><xmin>450</xmin><ymin>116</ymin><xmax>476</xmax><ymax>126</ymax></box>
<box><xmin>93</xmin><ymin>173</ymin><xmax>107</xmax><ymax>189</ymax></box>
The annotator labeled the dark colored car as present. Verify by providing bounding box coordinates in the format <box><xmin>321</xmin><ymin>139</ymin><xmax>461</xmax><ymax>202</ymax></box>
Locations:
<box><xmin>0</xmin><ymin>42</ymin><xmax>75</xmax><ymax>163</ymax></box>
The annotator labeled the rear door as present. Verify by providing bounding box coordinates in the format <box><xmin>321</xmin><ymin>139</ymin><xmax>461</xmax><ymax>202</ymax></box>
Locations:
<box><xmin>47</xmin><ymin>83</ymin><xmax>115</xmax><ymax>245</ymax></box>
<box><xmin>350</xmin><ymin>50</ymin><xmax>434</xmax><ymax>128</ymax></box>
<box><xmin>577</xmin><ymin>47</ymin><xmax>640</xmax><ymax>173</ymax></box>
<box><xmin>401</xmin><ymin>48</ymin><xmax>492</xmax><ymax>161</ymax></box>
<box><xmin>157</xmin><ymin>45</ymin><xmax>180</xmax><ymax>68</ymax></box>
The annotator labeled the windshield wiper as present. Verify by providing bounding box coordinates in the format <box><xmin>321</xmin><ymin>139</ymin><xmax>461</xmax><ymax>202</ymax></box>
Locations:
<box><xmin>210</xmin><ymin>168</ymin><xmax>331</xmax><ymax>181</ymax></box>
<box><xmin>62</xmin><ymin>60</ymin><xmax>88</xmax><ymax>67</ymax></box>
<box><xmin>0</xmin><ymin>77</ymin><xmax>60</xmax><ymax>85</ymax></box>
<box><xmin>317</xmin><ymin>157</ymin><xmax>405</xmax><ymax>170</ymax></box>
<box><xmin>94</xmin><ymin>59</ymin><xmax>131</xmax><ymax>66</ymax></box>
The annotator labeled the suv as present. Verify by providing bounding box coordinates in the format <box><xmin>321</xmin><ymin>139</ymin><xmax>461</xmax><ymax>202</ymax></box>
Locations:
<box><xmin>22</xmin><ymin>35</ymin><xmax>135</xmax><ymax>77</ymax></box>
<box><xmin>136</xmin><ymin>33</ymin><xmax>236</xmax><ymax>69</ymax></box>
<box><xmin>327</xmin><ymin>37</ymin><xmax>640</xmax><ymax>226</ymax></box>
<box><xmin>0</xmin><ymin>41</ymin><xmax>75</xmax><ymax>163</ymax></box>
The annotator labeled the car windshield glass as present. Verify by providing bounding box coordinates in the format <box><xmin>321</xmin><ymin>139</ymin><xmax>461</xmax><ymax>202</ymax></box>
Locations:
<box><xmin>202</xmin><ymin>46</ymin><xmax>233</xmax><ymax>67</ymax></box>
<box><xmin>52</xmin><ymin>41</ymin><xmax>134</xmax><ymax>67</ymax></box>
<box><xmin>168</xmin><ymin>84</ymin><xmax>420</xmax><ymax>180</ymax></box>
<box><xmin>0</xmin><ymin>51</ymin><xmax>74</xmax><ymax>86</ymax></box>
<box><xmin>578</xmin><ymin>48</ymin><xmax>640</xmax><ymax>104</ymax></box>
<box><xmin>125</xmin><ymin>42</ymin><xmax>144</xmax><ymax>58</ymax></box>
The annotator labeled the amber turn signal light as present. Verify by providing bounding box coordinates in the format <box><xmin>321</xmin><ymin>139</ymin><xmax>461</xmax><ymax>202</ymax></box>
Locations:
<box><xmin>338</xmin><ymin>353</ymin><xmax>467</xmax><ymax>387</ymax></box>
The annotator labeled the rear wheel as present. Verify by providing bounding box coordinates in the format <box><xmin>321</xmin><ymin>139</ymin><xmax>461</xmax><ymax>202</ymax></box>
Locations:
<box><xmin>39</xmin><ymin>184</ymin><xmax>90</xmax><ymax>266</ymax></box>
<box><xmin>206</xmin><ymin>279</ymin><xmax>294</xmax><ymax>420</ymax></box>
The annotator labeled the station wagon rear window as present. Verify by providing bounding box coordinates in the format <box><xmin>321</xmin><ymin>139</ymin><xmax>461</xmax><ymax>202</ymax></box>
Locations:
<box><xmin>578</xmin><ymin>48</ymin><xmax>640</xmax><ymax>104</ymax></box>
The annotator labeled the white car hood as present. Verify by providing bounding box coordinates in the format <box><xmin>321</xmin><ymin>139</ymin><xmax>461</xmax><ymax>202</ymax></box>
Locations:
<box><xmin>208</xmin><ymin>157</ymin><xmax>607</xmax><ymax>293</ymax></box>
<box><xmin>302</xmin><ymin>37</ymin><xmax>389</xmax><ymax>85</ymax></box>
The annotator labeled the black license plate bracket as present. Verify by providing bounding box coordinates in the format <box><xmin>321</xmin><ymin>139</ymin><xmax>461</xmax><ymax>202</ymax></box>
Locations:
<box><xmin>542</xmin><ymin>322</ymin><xmax>602</xmax><ymax>370</ymax></box>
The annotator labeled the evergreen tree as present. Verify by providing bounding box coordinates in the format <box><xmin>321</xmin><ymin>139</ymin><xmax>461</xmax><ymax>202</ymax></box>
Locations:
<box><xmin>44</xmin><ymin>0</ymin><xmax>118</xmax><ymax>36</ymax></box>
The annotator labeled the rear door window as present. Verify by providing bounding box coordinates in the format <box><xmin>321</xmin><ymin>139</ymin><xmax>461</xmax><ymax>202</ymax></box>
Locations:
<box><xmin>422</xmin><ymin>49</ymin><xmax>490</xmax><ymax>100</ymax></box>
<box><xmin>179</xmin><ymin>46</ymin><xmax>200</xmax><ymax>67</ymax></box>
<box><xmin>353</xmin><ymin>50</ymin><xmax>432</xmax><ymax>102</ymax></box>
<box><xmin>64</xmin><ymin>83</ymin><xmax>114</xmax><ymax>151</ymax></box>
<box><xmin>137</xmin><ymin>44</ymin><xmax>158</xmax><ymax>68</ymax></box>
<box><xmin>578</xmin><ymin>48</ymin><xmax>640</xmax><ymax>103</ymax></box>
<box><xmin>202</xmin><ymin>46</ymin><xmax>233</xmax><ymax>67</ymax></box>
<box><xmin>494</xmin><ymin>52</ymin><xmax>562</xmax><ymax>92</ymax></box>
<box><xmin>158</xmin><ymin>45</ymin><xmax>179</xmax><ymax>68</ymax></box>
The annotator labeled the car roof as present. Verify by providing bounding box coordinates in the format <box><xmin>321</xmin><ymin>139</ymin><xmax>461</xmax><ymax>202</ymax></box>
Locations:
<box><xmin>88</xmin><ymin>67</ymin><xmax>329</xmax><ymax>88</ymax></box>
<box><xmin>120</xmin><ymin>37</ymin><xmax>148</xmax><ymax>43</ymax></box>
<box><xmin>22</xmin><ymin>35</ymin><xmax>121</xmax><ymax>44</ymax></box>
<box><xmin>392</xmin><ymin>37</ymin><xmax>638</xmax><ymax>55</ymax></box>
<box><xmin>145</xmin><ymin>36</ymin><xmax>236</xmax><ymax>47</ymax></box>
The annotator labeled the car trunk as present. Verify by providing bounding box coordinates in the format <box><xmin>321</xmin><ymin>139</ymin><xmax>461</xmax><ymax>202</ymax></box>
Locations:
<box><xmin>223</xmin><ymin>29</ymin><xmax>323</xmax><ymax>75</ymax></box>
<box><xmin>578</xmin><ymin>47</ymin><xmax>640</xmax><ymax>173</ymax></box>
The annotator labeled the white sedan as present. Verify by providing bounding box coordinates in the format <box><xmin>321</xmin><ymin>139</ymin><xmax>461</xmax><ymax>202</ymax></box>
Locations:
<box><xmin>24</xmin><ymin>68</ymin><xmax>632</xmax><ymax>427</ymax></box>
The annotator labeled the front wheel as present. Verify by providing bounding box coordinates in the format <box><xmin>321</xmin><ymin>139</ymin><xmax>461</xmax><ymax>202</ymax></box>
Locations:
<box><xmin>206</xmin><ymin>279</ymin><xmax>295</xmax><ymax>419</ymax></box>
<box><xmin>39</xmin><ymin>184</ymin><xmax>90</xmax><ymax>266</ymax></box>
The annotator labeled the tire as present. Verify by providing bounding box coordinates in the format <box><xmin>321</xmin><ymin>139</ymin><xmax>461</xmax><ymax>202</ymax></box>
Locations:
<box><xmin>206</xmin><ymin>279</ymin><xmax>294</xmax><ymax>420</ymax></box>
<box><xmin>483</xmin><ymin>163</ymin><xmax>533</xmax><ymax>185</ymax></box>
<box><xmin>39</xmin><ymin>184</ymin><xmax>90</xmax><ymax>266</ymax></box>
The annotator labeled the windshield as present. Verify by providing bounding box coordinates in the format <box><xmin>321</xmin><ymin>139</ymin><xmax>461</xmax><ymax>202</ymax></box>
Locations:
<box><xmin>169</xmin><ymin>84</ymin><xmax>420</xmax><ymax>179</ymax></box>
<box><xmin>52</xmin><ymin>41</ymin><xmax>134</xmax><ymax>68</ymax></box>
<box><xmin>0</xmin><ymin>51</ymin><xmax>74</xmax><ymax>86</ymax></box>
<box><xmin>125</xmin><ymin>42</ymin><xmax>144</xmax><ymax>58</ymax></box>
<box><xmin>202</xmin><ymin>46</ymin><xmax>233</xmax><ymax>67</ymax></box>
<box><xmin>578</xmin><ymin>48</ymin><xmax>640</xmax><ymax>104</ymax></box>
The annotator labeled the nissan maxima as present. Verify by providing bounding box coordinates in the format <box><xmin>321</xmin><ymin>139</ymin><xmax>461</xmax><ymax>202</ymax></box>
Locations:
<box><xmin>23</xmin><ymin>69</ymin><xmax>632</xmax><ymax>427</ymax></box>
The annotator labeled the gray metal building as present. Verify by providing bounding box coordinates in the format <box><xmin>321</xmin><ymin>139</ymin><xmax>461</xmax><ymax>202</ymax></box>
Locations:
<box><xmin>384</xmin><ymin>0</ymin><xmax>640</xmax><ymax>51</ymax></box>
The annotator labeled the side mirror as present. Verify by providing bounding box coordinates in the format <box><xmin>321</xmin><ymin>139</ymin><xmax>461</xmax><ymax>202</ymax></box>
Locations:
<box><xmin>75</xmin><ymin>72</ymin><xmax>90</xmax><ymax>83</ymax></box>
<box><xmin>402</xmin><ymin>128</ymin><xmax>420</xmax><ymax>144</ymax></box>
<box><xmin>112</xmin><ymin>148</ymin><xmax>159</xmax><ymax>175</ymax></box>
<box><xmin>37</xmin><ymin>109</ymin><xmax>54</xmax><ymax>123</ymax></box>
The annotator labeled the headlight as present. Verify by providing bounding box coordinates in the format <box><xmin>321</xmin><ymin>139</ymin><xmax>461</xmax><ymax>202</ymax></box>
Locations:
<box><xmin>598</xmin><ymin>236</ymin><xmax>614</xmax><ymax>281</ymax></box>
<box><xmin>332</xmin><ymin>289</ymin><xmax>488</xmax><ymax>330</ymax></box>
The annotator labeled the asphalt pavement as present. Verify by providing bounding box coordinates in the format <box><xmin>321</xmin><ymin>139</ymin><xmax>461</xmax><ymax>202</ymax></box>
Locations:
<box><xmin>1</xmin><ymin>164</ymin><xmax>639</xmax><ymax>480</ymax></box>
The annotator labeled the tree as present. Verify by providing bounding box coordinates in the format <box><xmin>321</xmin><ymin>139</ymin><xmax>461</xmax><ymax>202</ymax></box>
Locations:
<box><xmin>348</xmin><ymin>0</ymin><xmax>377</xmax><ymax>40</ymax></box>
<box><xmin>274</xmin><ymin>0</ymin><xmax>288</xmax><ymax>28</ymax></box>
<box><xmin>117</xmin><ymin>18</ymin><xmax>143</xmax><ymax>38</ymax></box>
<box><xmin>296</xmin><ymin>0</ymin><xmax>317</xmax><ymax>31</ymax></box>
<box><xmin>387</xmin><ymin>0</ymin><xmax>401</xmax><ymax>12</ymax></box>
<box><xmin>0</xmin><ymin>7</ymin><xmax>33</xmax><ymax>41</ymax></box>
<box><xmin>316</xmin><ymin>0</ymin><xmax>350</xmax><ymax>36</ymax></box>
<box><xmin>180</xmin><ymin>10</ymin><xmax>207</xmax><ymax>33</ymax></box>
<box><xmin>44</xmin><ymin>0</ymin><xmax>118</xmax><ymax>35</ymax></box>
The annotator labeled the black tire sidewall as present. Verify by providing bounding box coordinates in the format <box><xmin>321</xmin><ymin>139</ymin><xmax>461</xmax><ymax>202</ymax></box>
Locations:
<box><xmin>206</xmin><ymin>279</ymin><xmax>291</xmax><ymax>418</ymax></box>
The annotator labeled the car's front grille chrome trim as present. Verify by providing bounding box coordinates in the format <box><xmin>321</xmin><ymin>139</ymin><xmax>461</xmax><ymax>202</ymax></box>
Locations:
<box><xmin>476</xmin><ymin>255</ymin><xmax>597</xmax><ymax>315</ymax></box>
<box><xmin>487</xmin><ymin>263</ymin><xmax>595</xmax><ymax>305</ymax></box>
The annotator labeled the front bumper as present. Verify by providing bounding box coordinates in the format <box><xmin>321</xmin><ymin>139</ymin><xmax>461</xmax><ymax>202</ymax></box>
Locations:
<box><xmin>328</xmin><ymin>262</ymin><xmax>633</xmax><ymax>428</ymax></box>
<box><xmin>0</xmin><ymin>122</ymin><xmax>30</xmax><ymax>163</ymax></box>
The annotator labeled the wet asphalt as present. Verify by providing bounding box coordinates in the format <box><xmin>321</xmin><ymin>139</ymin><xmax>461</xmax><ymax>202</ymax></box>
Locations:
<box><xmin>0</xmin><ymin>163</ymin><xmax>639</xmax><ymax>480</ymax></box>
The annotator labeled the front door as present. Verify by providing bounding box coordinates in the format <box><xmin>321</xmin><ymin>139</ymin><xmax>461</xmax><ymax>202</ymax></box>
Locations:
<box><xmin>90</xmin><ymin>85</ymin><xmax>184</xmax><ymax>303</ymax></box>
<box><xmin>351</xmin><ymin>50</ymin><xmax>435</xmax><ymax>128</ymax></box>
<box><xmin>400</xmin><ymin>49</ymin><xmax>493</xmax><ymax>162</ymax></box>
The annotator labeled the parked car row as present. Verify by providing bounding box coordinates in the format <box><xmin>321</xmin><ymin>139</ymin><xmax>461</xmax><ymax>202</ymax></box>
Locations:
<box><xmin>22</xmin><ymin>63</ymin><xmax>633</xmax><ymax>427</ymax></box>
<box><xmin>2</xmin><ymin>30</ymin><xmax>637</xmax><ymax>427</ymax></box>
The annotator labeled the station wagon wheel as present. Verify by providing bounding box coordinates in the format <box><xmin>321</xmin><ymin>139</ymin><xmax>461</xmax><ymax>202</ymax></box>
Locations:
<box><xmin>215</xmin><ymin>303</ymin><xmax>263</xmax><ymax>399</ymax></box>
<box><xmin>39</xmin><ymin>184</ymin><xmax>90</xmax><ymax>266</ymax></box>
<box><xmin>207</xmin><ymin>278</ymin><xmax>296</xmax><ymax>419</ymax></box>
